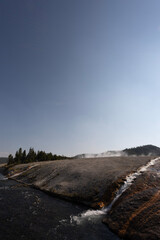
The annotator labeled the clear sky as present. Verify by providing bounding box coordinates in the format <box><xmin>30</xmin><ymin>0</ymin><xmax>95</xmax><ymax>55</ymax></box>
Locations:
<box><xmin>1</xmin><ymin>0</ymin><xmax>160</xmax><ymax>157</ymax></box>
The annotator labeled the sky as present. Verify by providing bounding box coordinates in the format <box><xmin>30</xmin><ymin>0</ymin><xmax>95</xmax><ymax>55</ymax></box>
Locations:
<box><xmin>1</xmin><ymin>0</ymin><xmax>160</xmax><ymax>157</ymax></box>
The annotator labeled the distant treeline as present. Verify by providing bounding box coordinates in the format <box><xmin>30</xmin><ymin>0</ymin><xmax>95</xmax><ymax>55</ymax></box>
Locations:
<box><xmin>8</xmin><ymin>148</ymin><xmax>68</xmax><ymax>165</ymax></box>
<box><xmin>123</xmin><ymin>144</ymin><xmax>160</xmax><ymax>156</ymax></box>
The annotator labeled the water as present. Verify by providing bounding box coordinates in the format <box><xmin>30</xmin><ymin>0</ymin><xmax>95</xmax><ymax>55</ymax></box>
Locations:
<box><xmin>52</xmin><ymin>213</ymin><xmax>120</xmax><ymax>240</ymax></box>
<box><xmin>0</xmin><ymin>173</ymin><xmax>120</xmax><ymax>240</ymax></box>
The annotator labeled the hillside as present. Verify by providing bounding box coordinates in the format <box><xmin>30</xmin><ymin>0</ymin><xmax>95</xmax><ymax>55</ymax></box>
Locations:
<box><xmin>7</xmin><ymin>156</ymin><xmax>151</xmax><ymax>208</ymax></box>
<box><xmin>123</xmin><ymin>144</ymin><xmax>160</xmax><ymax>156</ymax></box>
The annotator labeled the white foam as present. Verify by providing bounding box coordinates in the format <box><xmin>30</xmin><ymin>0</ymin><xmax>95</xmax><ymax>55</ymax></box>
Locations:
<box><xmin>70</xmin><ymin>209</ymin><xmax>106</xmax><ymax>225</ymax></box>
<box><xmin>0</xmin><ymin>173</ymin><xmax>8</xmax><ymax>181</ymax></box>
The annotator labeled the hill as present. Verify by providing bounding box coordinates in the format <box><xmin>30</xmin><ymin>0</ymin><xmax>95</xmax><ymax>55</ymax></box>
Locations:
<box><xmin>7</xmin><ymin>156</ymin><xmax>151</xmax><ymax>208</ymax></box>
<box><xmin>123</xmin><ymin>144</ymin><xmax>160</xmax><ymax>156</ymax></box>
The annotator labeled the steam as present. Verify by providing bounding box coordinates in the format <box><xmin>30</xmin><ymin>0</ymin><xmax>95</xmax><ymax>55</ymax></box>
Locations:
<box><xmin>75</xmin><ymin>150</ymin><xmax>126</xmax><ymax>159</ymax></box>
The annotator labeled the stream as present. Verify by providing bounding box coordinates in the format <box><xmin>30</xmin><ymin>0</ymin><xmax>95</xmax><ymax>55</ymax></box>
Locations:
<box><xmin>0</xmin><ymin>173</ymin><xmax>120</xmax><ymax>240</ymax></box>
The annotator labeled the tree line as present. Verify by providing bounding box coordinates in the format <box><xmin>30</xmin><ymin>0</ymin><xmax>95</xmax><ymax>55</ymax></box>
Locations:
<box><xmin>8</xmin><ymin>148</ymin><xmax>68</xmax><ymax>165</ymax></box>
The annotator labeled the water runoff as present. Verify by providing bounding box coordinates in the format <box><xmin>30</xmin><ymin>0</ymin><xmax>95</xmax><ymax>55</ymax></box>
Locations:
<box><xmin>69</xmin><ymin>157</ymin><xmax>160</xmax><ymax>225</ymax></box>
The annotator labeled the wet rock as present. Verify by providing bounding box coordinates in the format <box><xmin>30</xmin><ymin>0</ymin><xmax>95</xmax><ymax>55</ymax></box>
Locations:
<box><xmin>103</xmin><ymin>161</ymin><xmax>160</xmax><ymax>239</ymax></box>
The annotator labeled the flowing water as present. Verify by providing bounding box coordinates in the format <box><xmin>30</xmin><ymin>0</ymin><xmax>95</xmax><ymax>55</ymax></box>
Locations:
<box><xmin>0</xmin><ymin>173</ymin><xmax>119</xmax><ymax>240</ymax></box>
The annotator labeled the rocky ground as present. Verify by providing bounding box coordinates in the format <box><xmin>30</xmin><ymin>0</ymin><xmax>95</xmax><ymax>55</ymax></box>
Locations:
<box><xmin>6</xmin><ymin>156</ymin><xmax>152</xmax><ymax>208</ymax></box>
<box><xmin>103</xmin><ymin>159</ymin><xmax>160</xmax><ymax>240</ymax></box>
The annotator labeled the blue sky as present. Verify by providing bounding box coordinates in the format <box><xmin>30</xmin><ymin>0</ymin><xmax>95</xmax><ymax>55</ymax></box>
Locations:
<box><xmin>1</xmin><ymin>0</ymin><xmax>160</xmax><ymax>157</ymax></box>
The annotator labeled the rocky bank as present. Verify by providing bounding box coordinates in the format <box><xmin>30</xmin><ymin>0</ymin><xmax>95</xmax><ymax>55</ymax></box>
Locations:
<box><xmin>103</xmin><ymin>158</ymin><xmax>160</xmax><ymax>240</ymax></box>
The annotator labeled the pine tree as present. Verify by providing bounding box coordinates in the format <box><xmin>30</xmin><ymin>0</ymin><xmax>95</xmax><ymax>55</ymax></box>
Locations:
<box><xmin>21</xmin><ymin>150</ymin><xmax>26</xmax><ymax>163</ymax></box>
<box><xmin>26</xmin><ymin>148</ymin><xmax>36</xmax><ymax>162</ymax></box>
<box><xmin>8</xmin><ymin>154</ymin><xmax>14</xmax><ymax>165</ymax></box>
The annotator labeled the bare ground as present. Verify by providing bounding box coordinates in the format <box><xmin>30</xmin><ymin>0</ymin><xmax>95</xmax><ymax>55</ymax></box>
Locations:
<box><xmin>7</xmin><ymin>156</ymin><xmax>153</xmax><ymax>208</ymax></box>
